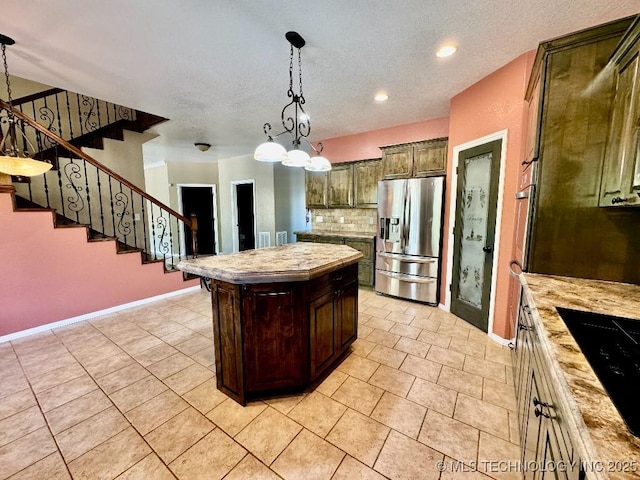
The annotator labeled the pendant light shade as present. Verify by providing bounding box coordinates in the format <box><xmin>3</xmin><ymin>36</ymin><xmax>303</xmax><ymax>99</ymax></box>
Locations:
<box><xmin>282</xmin><ymin>148</ymin><xmax>311</xmax><ymax>167</ymax></box>
<box><xmin>0</xmin><ymin>155</ymin><xmax>53</xmax><ymax>176</ymax></box>
<box><xmin>254</xmin><ymin>139</ymin><xmax>287</xmax><ymax>162</ymax></box>
<box><xmin>305</xmin><ymin>155</ymin><xmax>331</xmax><ymax>172</ymax></box>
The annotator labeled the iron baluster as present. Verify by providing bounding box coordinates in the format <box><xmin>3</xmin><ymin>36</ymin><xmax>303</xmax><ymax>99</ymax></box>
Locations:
<box><xmin>27</xmin><ymin>179</ymin><xmax>32</xmax><ymax>203</ymax></box>
<box><xmin>54</xmin><ymin>92</ymin><xmax>63</xmax><ymax>140</ymax></box>
<box><xmin>83</xmin><ymin>160</ymin><xmax>92</xmax><ymax>230</ymax></box>
<box><xmin>151</xmin><ymin>206</ymin><xmax>157</xmax><ymax>260</ymax></box>
<box><xmin>131</xmin><ymin>187</ymin><xmax>138</xmax><ymax>248</ymax></box>
<box><xmin>168</xmin><ymin>215</ymin><xmax>175</xmax><ymax>269</ymax></box>
<box><xmin>97</xmin><ymin>169</ymin><xmax>105</xmax><ymax>233</ymax></box>
<box><xmin>114</xmin><ymin>183</ymin><xmax>131</xmax><ymax>244</ymax></box>
<box><xmin>64</xmin><ymin>91</ymin><xmax>73</xmax><ymax>139</ymax></box>
<box><xmin>64</xmin><ymin>158</ymin><xmax>84</xmax><ymax>223</ymax></box>
<box><xmin>109</xmin><ymin>176</ymin><xmax>115</xmax><ymax>238</ymax></box>
<box><xmin>105</xmin><ymin>98</ymin><xmax>111</xmax><ymax>125</ymax></box>
<box><xmin>95</xmin><ymin>99</ymin><xmax>102</xmax><ymax>129</ymax></box>
<box><xmin>76</xmin><ymin>93</ymin><xmax>84</xmax><ymax>136</ymax></box>
<box><xmin>141</xmin><ymin>198</ymin><xmax>149</xmax><ymax>259</ymax></box>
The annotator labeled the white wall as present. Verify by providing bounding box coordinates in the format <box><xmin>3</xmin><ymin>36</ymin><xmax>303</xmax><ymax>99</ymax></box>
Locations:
<box><xmin>274</xmin><ymin>163</ymin><xmax>307</xmax><ymax>242</ymax></box>
<box><xmin>218</xmin><ymin>155</ymin><xmax>275</xmax><ymax>254</ymax></box>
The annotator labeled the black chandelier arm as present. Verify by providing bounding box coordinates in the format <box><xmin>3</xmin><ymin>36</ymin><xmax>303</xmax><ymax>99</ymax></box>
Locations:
<box><xmin>281</xmin><ymin>95</ymin><xmax>310</xmax><ymax>141</ymax></box>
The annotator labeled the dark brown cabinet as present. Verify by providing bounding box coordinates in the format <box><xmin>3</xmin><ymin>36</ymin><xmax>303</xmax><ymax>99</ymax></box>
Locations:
<box><xmin>600</xmin><ymin>17</ymin><xmax>640</xmax><ymax>207</ymax></box>
<box><xmin>305</xmin><ymin>170</ymin><xmax>328</xmax><ymax>208</ymax></box>
<box><xmin>354</xmin><ymin>159</ymin><xmax>382</xmax><ymax>208</ymax></box>
<box><xmin>309</xmin><ymin>280</ymin><xmax>357</xmax><ymax>378</ymax></box>
<box><xmin>381</xmin><ymin>138</ymin><xmax>448</xmax><ymax>179</ymax></box>
<box><xmin>296</xmin><ymin>233</ymin><xmax>375</xmax><ymax>287</ymax></box>
<box><xmin>328</xmin><ymin>164</ymin><xmax>354</xmax><ymax>208</ymax></box>
<box><xmin>210</xmin><ymin>264</ymin><xmax>359</xmax><ymax>405</ymax></box>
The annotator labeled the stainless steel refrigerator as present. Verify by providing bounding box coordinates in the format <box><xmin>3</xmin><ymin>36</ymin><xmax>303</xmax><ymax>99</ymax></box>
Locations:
<box><xmin>376</xmin><ymin>177</ymin><xmax>445</xmax><ymax>305</ymax></box>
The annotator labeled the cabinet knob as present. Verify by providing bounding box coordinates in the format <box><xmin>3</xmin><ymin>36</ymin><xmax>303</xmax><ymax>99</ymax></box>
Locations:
<box><xmin>483</xmin><ymin>245</ymin><xmax>493</xmax><ymax>253</ymax></box>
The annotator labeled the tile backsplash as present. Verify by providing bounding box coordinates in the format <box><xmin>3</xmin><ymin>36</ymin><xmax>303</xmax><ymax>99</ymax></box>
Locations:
<box><xmin>309</xmin><ymin>208</ymin><xmax>377</xmax><ymax>234</ymax></box>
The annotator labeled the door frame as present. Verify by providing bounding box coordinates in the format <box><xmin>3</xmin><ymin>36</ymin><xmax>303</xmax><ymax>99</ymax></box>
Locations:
<box><xmin>231</xmin><ymin>179</ymin><xmax>257</xmax><ymax>252</ymax></box>
<box><xmin>177</xmin><ymin>183</ymin><xmax>220</xmax><ymax>256</ymax></box>
<box><xmin>443</xmin><ymin>130</ymin><xmax>508</xmax><ymax>343</ymax></box>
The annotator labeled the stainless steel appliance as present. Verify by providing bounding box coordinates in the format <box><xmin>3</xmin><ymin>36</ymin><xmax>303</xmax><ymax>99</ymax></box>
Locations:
<box><xmin>376</xmin><ymin>177</ymin><xmax>444</xmax><ymax>304</ymax></box>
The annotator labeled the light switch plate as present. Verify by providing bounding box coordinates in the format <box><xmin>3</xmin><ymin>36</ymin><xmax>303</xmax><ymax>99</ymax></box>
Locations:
<box><xmin>339</xmin><ymin>217</ymin><xmax>344</xmax><ymax>223</ymax></box>
<box><xmin>316</xmin><ymin>216</ymin><xmax>323</xmax><ymax>223</ymax></box>
<box><xmin>134</xmin><ymin>213</ymin><xmax>141</xmax><ymax>221</ymax></box>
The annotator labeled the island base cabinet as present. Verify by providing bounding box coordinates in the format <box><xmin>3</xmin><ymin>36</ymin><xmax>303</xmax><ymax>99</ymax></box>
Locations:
<box><xmin>309</xmin><ymin>280</ymin><xmax>358</xmax><ymax>379</ymax></box>
<box><xmin>210</xmin><ymin>264</ymin><xmax>359</xmax><ymax>405</ymax></box>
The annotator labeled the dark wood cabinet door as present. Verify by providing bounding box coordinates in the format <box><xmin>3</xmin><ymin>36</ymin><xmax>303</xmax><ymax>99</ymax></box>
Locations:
<box><xmin>354</xmin><ymin>159</ymin><xmax>382</xmax><ymax>208</ymax></box>
<box><xmin>242</xmin><ymin>284</ymin><xmax>306</xmax><ymax>390</ymax></box>
<box><xmin>328</xmin><ymin>164</ymin><xmax>354</xmax><ymax>208</ymax></box>
<box><xmin>382</xmin><ymin>145</ymin><xmax>413</xmax><ymax>179</ymax></box>
<box><xmin>336</xmin><ymin>281</ymin><xmax>358</xmax><ymax>351</ymax></box>
<box><xmin>413</xmin><ymin>139</ymin><xmax>447</xmax><ymax>177</ymax></box>
<box><xmin>211</xmin><ymin>281</ymin><xmax>244</xmax><ymax>404</ymax></box>
<box><xmin>309</xmin><ymin>291</ymin><xmax>337</xmax><ymax>379</ymax></box>
<box><xmin>306</xmin><ymin>171</ymin><xmax>328</xmax><ymax>208</ymax></box>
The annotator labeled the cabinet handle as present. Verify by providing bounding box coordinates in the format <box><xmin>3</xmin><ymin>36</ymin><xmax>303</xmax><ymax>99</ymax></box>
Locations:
<box><xmin>533</xmin><ymin>397</ymin><xmax>550</xmax><ymax>408</ymax></box>
<box><xmin>333</xmin><ymin>275</ymin><xmax>343</xmax><ymax>282</ymax></box>
<box><xmin>534</xmin><ymin>408</ymin><xmax>551</xmax><ymax>418</ymax></box>
<box><xmin>611</xmin><ymin>196</ymin><xmax>635</xmax><ymax>205</ymax></box>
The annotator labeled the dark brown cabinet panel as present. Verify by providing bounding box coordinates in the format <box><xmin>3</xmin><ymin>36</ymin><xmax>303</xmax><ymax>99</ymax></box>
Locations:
<box><xmin>243</xmin><ymin>285</ymin><xmax>306</xmax><ymax>391</ymax></box>
<box><xmin>354</xmin><ymin>159</ymin><xmax>382</xmax><ymax>208</ymax></box>
<box><xmin>381</xmin><ymin>145</ymin><xmax>413</xmax><ymax>179</ymax></box>
<box><xmin>305</xmin><ymin>171</ymin><xmax>328</xmax><ymax>208</ymax></box>
<box><xmin>336</xmin><ymin>281</ymin><xmax>358</xmax><ymax>350</ymax></box>
<box><xmin>309</xmin><ymin>291</ymin><xmax>337</xmax><ymax>378</ymax></box>
<box><xmin>328</xmin><ymin>164</ymin><xmax>354</xmax><ymax>208</ymax></box>
<box><xmin>413</xmin><ymin>139</ymin><xmax>447</xmax><ymax>177</ymax></box>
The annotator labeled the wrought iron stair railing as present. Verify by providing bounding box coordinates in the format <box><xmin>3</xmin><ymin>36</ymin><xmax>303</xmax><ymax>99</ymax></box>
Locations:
<box><xmin>1</xmin><ymin>100</ymin><xmax>198</xmax><ymax>271</ymax></box>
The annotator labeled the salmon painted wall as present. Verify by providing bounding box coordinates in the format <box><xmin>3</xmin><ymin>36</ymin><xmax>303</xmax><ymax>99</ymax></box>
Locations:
<box><xmin>442</xmin><ymin>50</ymin><xmax>536</xmax><ymax>339</ymax></box>
<box><xmin>316</xmin><ymin>117</ymin><xmax>450</xmax><ymax>163</ymax></box>
<box><xmin>0</xmin><ymin>193</ymin><xmax>199</xmax><ymax>337</ymax></box>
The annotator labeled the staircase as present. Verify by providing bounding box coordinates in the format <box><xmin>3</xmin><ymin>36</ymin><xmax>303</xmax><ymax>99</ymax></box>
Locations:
<box><xmin>1</xmin><ymin>89</ymin><xmax>199</xmax><ymax>276</ymax></box>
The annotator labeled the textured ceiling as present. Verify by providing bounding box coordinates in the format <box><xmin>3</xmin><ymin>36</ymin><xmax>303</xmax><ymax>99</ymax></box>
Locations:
<box><xmin>1</xmin><ymin>1</ymin><xmax>638</xmax><ymax>164</ymax></box>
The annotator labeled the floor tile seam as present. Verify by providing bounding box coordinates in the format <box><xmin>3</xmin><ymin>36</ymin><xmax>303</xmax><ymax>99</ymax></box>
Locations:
<box><xmin>166</xmin><ymin>432</ymin><xmax>249</xmax><ymax>476</ymax></box>
<box><xmin>0</xmin><ymin>389</ymin><xmax>38</xmax><ymax>424</ymax></box>
<box><xmin>449</xmin><ymin>394</ymin><xmax>518</xmax><ymax>446</ymax></box>
<box><xmin>6</xmin><ymin>347</ymin><xmax>75</xmax><ymax>480</ymax></box>
<box><xmin>369</xmin><ymin>426</ymin><xmax>393</xmax><ymax>474</ymax></box>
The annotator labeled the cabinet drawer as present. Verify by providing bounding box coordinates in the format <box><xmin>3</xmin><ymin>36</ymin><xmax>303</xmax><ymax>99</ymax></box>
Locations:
<box><xmin>309</xmin><ymin>264</ymin><xmax>358</xmax><ymax>297</ymax></box>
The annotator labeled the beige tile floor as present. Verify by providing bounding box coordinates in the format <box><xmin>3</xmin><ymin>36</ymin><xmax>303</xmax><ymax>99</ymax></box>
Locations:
<box><xmin>0</xmin><ymin>287</ymin><xmax>521</xmax><ymax>480</ymax></box>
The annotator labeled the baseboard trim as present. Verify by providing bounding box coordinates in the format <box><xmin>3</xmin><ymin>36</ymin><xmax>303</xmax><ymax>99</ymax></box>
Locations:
<box><xmin>0</xmin><ymin>285</ymin><xmax>202</xmax><ymax>343</ymax></box>
<box><xmin>489</xmin><ymin>332</ymin><xmax>515</xmax><ymax>346</ymax></box>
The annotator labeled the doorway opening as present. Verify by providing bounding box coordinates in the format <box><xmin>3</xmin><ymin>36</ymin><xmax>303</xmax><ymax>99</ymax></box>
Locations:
<box><xmin>178</xmin><ymin>184</ymin><xmax>219</xmax><ymax>257</ymax></box>
<box><xmin>232</xmin><ymin>180</ymin><xmax>256</xmax><ymax>252</ymax></box>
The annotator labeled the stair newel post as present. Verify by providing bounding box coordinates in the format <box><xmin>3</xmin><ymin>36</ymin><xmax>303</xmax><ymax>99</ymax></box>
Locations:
<box><xmin>190</xmin><ymin>212</ymin><xmax>198</xmax><ymax>259</ymax></box>
<box><xmin>64</xmin><ymin>91</ymin><xmax>74</xmax><ymax>139</ymax></box>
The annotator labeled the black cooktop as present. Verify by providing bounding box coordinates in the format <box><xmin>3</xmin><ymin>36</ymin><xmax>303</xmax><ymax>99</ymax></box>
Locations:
<box><xmin>556</xmin><ymin>307</ymin><xmax>640</xmax><ymax>437</ymax></box>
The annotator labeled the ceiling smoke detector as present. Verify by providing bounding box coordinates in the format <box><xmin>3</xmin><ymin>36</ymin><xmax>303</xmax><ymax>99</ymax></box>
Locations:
<box><xmin>194</xmin><ymin>143</ymin><xmax>211</xmax><ymax>152</ymax></box>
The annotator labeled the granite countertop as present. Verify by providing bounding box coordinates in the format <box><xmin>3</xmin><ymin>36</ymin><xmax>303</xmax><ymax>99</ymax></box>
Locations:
<box><xmin>522</xmin><ymin>273</ymin><xmax>640</xmax><ymax>479</ymax></box>
<box><xmin>177</xmin><ymin>243</ymin><xmax>363</xmax><ymax>284</ymax></box>
<box><xmin>294</xmin><ymin>230</ymin><xmax>376</xmax><ymax>240</ymax></box>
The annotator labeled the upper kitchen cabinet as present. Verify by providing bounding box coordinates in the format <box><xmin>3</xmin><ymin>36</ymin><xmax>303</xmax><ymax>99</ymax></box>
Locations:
<box><xmin>328</xmin><ymin>163</ymin><xmax>354</xmax><ymax>208</ymax></box>
<box><xmin>525</xmin><ymin>17</ymin><xmax>640</xmax><ymax>283</ymax></box>
<box><xmin>524</xmin><ymin>72</ymin><xmax>543</xmax><ymax>165</ymax></box>
<box><xmin>381</xmin><ymin>138</ymin><xmax>448</xmax><ymax>179</ymax></box>
<box><xmin>354</xmin><ymin>158</ymin><xmax>382</xmax><ymax>208</ymax></box>
<box><xmin>599</xmin><ymin>17</ymin><xmax>640</xmax><ymax>207</ymax></box>
<box><xmin>305</xmin><ymin>170</ymin><xmax>328</xmax><ymax>208</ymax></box>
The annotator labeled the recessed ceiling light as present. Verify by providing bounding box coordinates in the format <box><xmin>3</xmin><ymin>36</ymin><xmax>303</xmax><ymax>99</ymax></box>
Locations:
<box><xmin>374</xmin><ymin>92</ymin><xmax>389</xmax><ymax>102</ymax></box>
<box><xmin>436</xmin><ymin>45</ymin><xmax>457</xmax><ymax>58</ymax></box>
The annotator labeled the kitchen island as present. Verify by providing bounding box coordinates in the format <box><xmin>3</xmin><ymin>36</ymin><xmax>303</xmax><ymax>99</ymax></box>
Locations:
<box><xmin>177</xmin><ymin>243</ymin><xmax>363</xmax><ymax>405</ymax></box>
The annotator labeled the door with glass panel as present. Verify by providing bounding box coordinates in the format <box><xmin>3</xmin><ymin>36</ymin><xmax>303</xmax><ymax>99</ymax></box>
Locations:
<box><xmin>451</xmin><ymin>140</ymin><xmax>501</xmax><ymax>331</ymax></box>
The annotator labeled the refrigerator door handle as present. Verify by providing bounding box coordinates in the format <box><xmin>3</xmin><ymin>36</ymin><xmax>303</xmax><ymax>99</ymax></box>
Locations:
<box><xmin>378</xmin><ymin>271</ymin><xmax>437</xmax><ymax>284</ymax></box>
<box><xmin>401</xmin><ymin>181</ymin><xmax>409</xmax><ymax>253</ymax></box>
<box><xmin>378</xmin><ymin>252</ymin><xmax>437</xmax><ymax>264</ymax></box>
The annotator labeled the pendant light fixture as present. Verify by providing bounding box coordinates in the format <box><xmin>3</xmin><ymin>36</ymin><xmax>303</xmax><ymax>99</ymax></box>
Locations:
<box><xmin>254</xmin><ymin>32</ymin><xmax>331</xmax><ymax>172</ymax></box>
<box><xmin>0</xmin><ymin>34</ymin><xmax>52</xmax><ymax>177</ymax></box>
